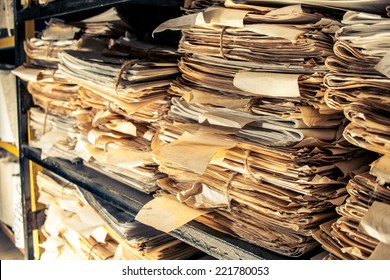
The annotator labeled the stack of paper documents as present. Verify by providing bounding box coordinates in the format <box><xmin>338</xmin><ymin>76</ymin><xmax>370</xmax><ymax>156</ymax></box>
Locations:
<box><xmin>57</xmin><ymin>48</ymin><xmax>179</xmax><ymax>193</ymax></box>
<box><xmin>29</xmin><ymin>107</ymin><xmax>80</xmax><ymax>160</ymax></box>
<box><xmin>24</xmin><ymin>19</ymin><xmax>79</xmax><ymax>68</ymax></box>
<box><xmin>151</xmin><ymin>120</ymin><xmax>375</xmax><ymax>256</ymax></box>
<box><xmin>323</xmin><ymin>11</ymin><xmax>390</xmax><ymax>155</ymax></box>
<box><xmin>38</xmin><ymin>170</ymin><xmax>127</xmax><ymax>260</ymax></box>
<box><xmin>38</xmin><ymin>170</ymin><xmax>205</xmax><ymax>260</ymax></box>
<box><xmin>80</xmin><ymin>189</ymin><xmax>207</xmax><ymax>260</ymax></box>
<box><xmin>143</xmin><ymin>1</ymin><xmax>378</xmax><ymax>256</ymax></box>
<box><xmin>314</xmin><ymin>9</ymin><xmax>390</xmax><ymax>260</ymax></box>
<box><xmin>313</xmin><ymin>156</ymin><xmax>390</xmax><ymax>260</ymax></box>
<box><xmin>53</xmin><ymin>8</ymin><xmax>180</xmax><ymax>193</ymax></box>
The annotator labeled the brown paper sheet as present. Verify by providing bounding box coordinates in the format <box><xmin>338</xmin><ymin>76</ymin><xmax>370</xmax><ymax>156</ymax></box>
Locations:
<box><xmin>135</xmin><ymin>195</ymin><xmax>208</xmax><ymax>233</ymax></box>
<box><xmin>359</xmin><ymin>201</ymin><xmax>390</xmax><ymax>245</ymax></box>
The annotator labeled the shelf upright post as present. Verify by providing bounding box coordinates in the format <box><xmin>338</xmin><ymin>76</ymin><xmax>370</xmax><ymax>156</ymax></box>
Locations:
<box><xmin>13</xmin><ymin>0</ymin><xmax>35</xmax><ymax>260</ymax></box>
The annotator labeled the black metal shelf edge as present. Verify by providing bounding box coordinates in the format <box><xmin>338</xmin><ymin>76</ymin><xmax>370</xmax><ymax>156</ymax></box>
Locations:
<box><xmin>16</xmin><ymin>0</ymin><xmax>183</xmax><ymax>22</ymax></box>
<box><xmin>22</xmin><ymin>144</ymin><xmax>320</xmax><ymax>260</ymax></box>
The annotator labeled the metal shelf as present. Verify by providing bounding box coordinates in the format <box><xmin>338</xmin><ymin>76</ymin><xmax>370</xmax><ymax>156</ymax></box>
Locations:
<box><xmin>0</xmin><ymin>141</ymin><xmax>19</xmax><ymax>157</ymax></box>
<box><xmin>16</xmin><ymin>0</ymin><xmax>183</xmax><ymax>22</ymax></box>
<box><xmin>22</xmin><ymin>144</ymin><xmax>321</xmax><ymax>260</ymax></box>
<box><xmin>0</xmin><ymin>36</ymin><xmax>15</xmax><ymax>50</ymax></box>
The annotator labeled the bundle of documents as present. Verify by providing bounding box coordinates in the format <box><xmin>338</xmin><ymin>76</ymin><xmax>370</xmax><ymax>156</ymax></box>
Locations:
<box><xmin>38</xmin><ymin>170</ymin><xmax>205</xmax><ymax>260</ymax></box>
<box><xmin>37</xmin><ymin>170</ymin><xmax>125</xmax><ymax>260</ymax></box>
<box><xmin>58</xmin><ymin>49</ymin><xmax>178</xmax><ymax>192</ymax></box>
<box><xmin>140</xmin><ymin>1</ymin><xmax>382</xmax><ymax>257</ymax></box>
<box><xmin>29</xmin><ymin>107</ymin><xmax>80</xmax><ymax>160</ymax></box>
<box><xmin>149</xmin><ymin>120</ymin><xmax>374</xmax><ymax>256</ymax></box>
<box><xmin>55</xmin><ymin>11</ymin><xmax>180</xmax><ymax>193</ymax></box>
<box><xmin>24</xmin><ymin>19</ymin><xmax>79</xmax><ymax>68</ymax></box>
<box><xmin>314</xmin><ymin>9</ymin><xmax>390</xmax><ymax>260</ymax></box>
<box><xmin>313</xmin><ymin>156</ymin><xmax>390</xmax><ymax>260</ymax></box>
<box><xmin>80</xmin><ymin>189</ymin><xmax>207</xmax><ymax>260</ymax></box>
<box><xmin>323</xmin><ymin>11</ymin><xmax>390</xmax><ymax>154</ymax></box>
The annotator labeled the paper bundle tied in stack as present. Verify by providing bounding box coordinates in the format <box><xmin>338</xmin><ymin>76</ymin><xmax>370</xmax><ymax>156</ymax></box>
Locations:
<box><xmin>323</xmin><ymin>12</ymin><xmax>390</xmax><ymax>155</ymax></box>
<box><xmin>313</xmin><ymin>156</ymin><xmax>390</xmax><ymax>260</ymax></box>
<box><xmin>133</xmin><ymin>2</ymin><xmax>376</xmax><ymax>257</ymax></box>
<box><xmin>313</xmin><ymin>9</ymin><xmax>390</xmax><ymax>260</ymax></box>
<box><xmin>12</xmin><ymin>19</ymin><xmax>87</xmax><ymax>160</ymax></box>
<box><xmin>37</xmin><ymin>170</ymin><xmax>206</xmax><ymax>260</ymax></box>
<box><xmin>57</xmin><ymin>24</ymin><xmax>180</xmax><ymax>193</ymax></box>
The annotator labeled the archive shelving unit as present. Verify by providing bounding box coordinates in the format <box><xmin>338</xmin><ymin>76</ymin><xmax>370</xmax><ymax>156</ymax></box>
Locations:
<box><xmin>14</xmin><ymin>0</ymin><xmax>322</xmax><ymax>260</ymax></box>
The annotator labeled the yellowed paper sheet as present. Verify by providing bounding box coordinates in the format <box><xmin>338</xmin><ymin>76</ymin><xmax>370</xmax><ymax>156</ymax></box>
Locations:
<box><xmin>153</xmin><ymin>12</ymin><xmax>204</xmax><ymax>36</ymax></box>
<box><xmin>135</xmin><ymin>195</ymin><xmax>208</xmax><ymax>233</ymax></box>
<box><xmin>157</xmin><ymin>132</ymin><xmax>238</xmax><ymax>174</ymax></box>
<box><xmin>233</xmin><ymin>71</ymin><xmax>301</xmax><ymax>98</ymax></box>
<box><xmin>359</xmin><ymin>201</ymin><xmax>390</xmax><ymax>245</ymax></box>
<box><xmin>203</xmin><ymin>7</ymin><xmax>250</xmax><ymax>28</ymax></box>
<box><xmin>11</xmin><ymin>66</ymin><xmax>43</xmax><ymax>82</ymax></box>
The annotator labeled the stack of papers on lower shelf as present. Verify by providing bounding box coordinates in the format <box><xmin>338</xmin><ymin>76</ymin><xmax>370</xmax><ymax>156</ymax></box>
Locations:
<box><xmin>313</xmin><ymin>9</ymin><xmax>390</xmax><ymax>260</ymax></box>
<box><xmin>313</xmin><ymin>156</ymin><xmax>390</xmax><ymax>260</ymax></box>
<box><xmin>37</xmin><ymin>170</ymin><xmax>206</xmax><ymax>260</ymax></box>
<box><xmin>137</xmin><ymin>2</ymin><xmax>379</xmax><ymax>257</ymax></box>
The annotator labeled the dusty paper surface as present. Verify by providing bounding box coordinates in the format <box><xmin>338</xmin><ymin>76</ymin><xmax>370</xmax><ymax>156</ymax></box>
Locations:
<box><xmin>157</xmin><ymin>131</ymin><xmax>238</xmax><ymax>174</ymax></box>
<box><xmin>135</xmin><ymin>195</ymin><xmax>208</xmax><ymax>233</ymax></box>
<box><xmin>233</xmin><ymin>71</ymin><xmax>301</xmax><ymax>98</ymax></box>
<box><xmin>359</xmin><ymin>201</ymin><xmax>390</xmax><ymax>245</ymax></box>
<box><xmin>375</xmin><ymin>50</ymin><xmax>390</xmax><ymax>79</ymax></box>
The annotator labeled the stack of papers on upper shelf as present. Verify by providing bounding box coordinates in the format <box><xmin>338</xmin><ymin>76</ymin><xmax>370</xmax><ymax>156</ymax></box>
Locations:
<box><xmin>12</xmin><ymin>7</ymin><xmax>182</xmax><ymax>193</ymax></box>
<box><xmin>322</xmin><ymin>11</ymin><xmax>390</xmax><ymax>155</ymax></box>
<box><xmin>313</xmin><ymin>156</ymin><xmax>390</xmax><ymax>260</ymax></box>
<box><xmin>57</xmin><ymin>47</ymin><xmax>179</xmax><ymax>193</ymax></box>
